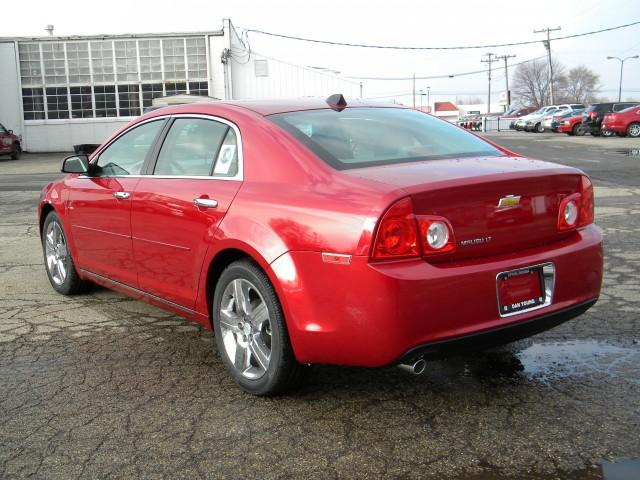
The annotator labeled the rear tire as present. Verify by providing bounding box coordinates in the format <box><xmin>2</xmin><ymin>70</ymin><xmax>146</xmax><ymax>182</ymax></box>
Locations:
<box><xmin>627</xmin><ymin>122</ymin><xmax>640</xmax><ymax>138</ymax></box>
<box><xmin>42</xmin><ymin>211</ymin><xmax>88</xmax><ymax>295</ymax></box>
<box><xmin>212</xmin><ymin>259</ymin><xmax>304</xmax><ymax>396</ymax></box>
<box><xmin>601</xmin><ymin>129</ymin><xmax>614</xmax><ymax>137</ymax></box>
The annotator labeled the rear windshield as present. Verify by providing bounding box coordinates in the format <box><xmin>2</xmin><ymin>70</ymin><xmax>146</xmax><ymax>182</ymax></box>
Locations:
<box><xmin>269</xmin><ymin>107</ymin><xmax>502</xmax><ymax>170</ymax></box>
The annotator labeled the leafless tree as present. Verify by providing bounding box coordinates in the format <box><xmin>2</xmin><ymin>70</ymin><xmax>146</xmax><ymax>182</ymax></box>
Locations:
<box><xmin>511</xmin><ymin>59</ymin><xmax>566</xmax><ymax>107</ymax></box>
<box><xmin>559</xmin><ymin>66</ymin><xmax>600</xmax><ymax>104</ymax></box>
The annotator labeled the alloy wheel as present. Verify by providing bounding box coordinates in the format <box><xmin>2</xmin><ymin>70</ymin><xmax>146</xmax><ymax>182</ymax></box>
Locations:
<box><xmin>44</xmin><ymin>221</ymin><xmax>68</xmax><ymax>285</ymax></box>
<box><xmin>219</xmin><ymin>278</ymin><xmax>272</xmax><ymax>379</ymax></box>
<box><xmin>629</xmin><ymin>123</ymin><xmax>640</xmax><ymax>137</ymax></box>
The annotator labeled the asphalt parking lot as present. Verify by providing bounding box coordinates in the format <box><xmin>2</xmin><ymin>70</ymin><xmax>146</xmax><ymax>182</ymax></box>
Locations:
<box><xmin>1</xmin><ymin>132</ymin><xmax>639</xmax><ymax>479</ymax></box>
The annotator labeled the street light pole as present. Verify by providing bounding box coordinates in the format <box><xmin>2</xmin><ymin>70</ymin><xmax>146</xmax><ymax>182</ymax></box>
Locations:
<box><xmin>426</xmin><ymin>86</ymin><xmax>430</xmax><ymax>113</ymax></box>
<box><xmin>607</xmin><ymin>55</ymin><xmax>639</xmax><ymax>102</ymax></box>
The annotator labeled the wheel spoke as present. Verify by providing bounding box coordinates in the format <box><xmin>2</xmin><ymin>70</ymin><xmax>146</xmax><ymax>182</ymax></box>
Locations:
<box><xmin>233</xmin><ymin>279</ymin><xmax>251</xmax><ymax>316</ymax></box>
<box><xmin>45</xmin><ymin>230</ymin><xmax>55</xmax><ymax>250</ymax></box>
<box><xmin>219</xmin><ymin>308</ymin><xmax>240</xmax><ymax>332</ymax></box>
<box><xmin>57</xmin><ymin>259</ymin><xmax>66</xmax><ymax>281</ymax></box>
<box><xmin>249</xmin><ymin>338</ymin><xmax>270</xmax><ymax>371</ymax></box>
<box><xmin>234</xmin><ymin>343</ymin><xmax>248</xmax><ymax>371</ymax></box>
<box><xmin>250</xmin><ymin>301</ymin><xmax>269</xmax><ymax>329</ymax></box>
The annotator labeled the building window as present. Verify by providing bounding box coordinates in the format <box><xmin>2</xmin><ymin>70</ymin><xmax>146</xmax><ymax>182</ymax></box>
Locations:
<box><xmin>118</xmin><ymin>84</ymin><xmax>140</xmax><ymax>116</ymax></box>
<box><xmin>94</xmin><ymin>85</ymin><xmax>117</xmax><ymax>117</ymax></box>
<box><xmin>46</xmin><ymin>87</ymin><xmax>70</xmax><ymax>119</ymax></box>
<box><xmin>139</xmin><ymin>40</ymin><xmax>162</xmax><ymax>82</ymax></box>
<box><xmin>67</xmin><ymin>42</ymin><xmax>91</xmax><ymax>84</ymax></box>
<box><xmin>115</xmin><ymin>40</ymin><xmax>139</xmax><ymax>82</ymax></box>
<box><xmin>70</xmin><ymin>86</ymin><xmax>93</xmax><ymax>118</ymax></box>
<box><xmin>91</xmin><ymin>41</ymin><xmax>114</xmax><ymax>83</ymax></box>
<box><xmin>18</xmin><ymin>44</ymin><xmax>42</xmax><ymax>86</ymax></box>
<box><xmin>186</xmin><ymin>38</ymin><xmax>207</xmax><ymax>80</ymax></box>
<box><xmin>18</xmin><ymin>36</ymin><xmax>209</xmax><ymax>121</ymax></box>
<box><xmin>162</xmin><ymin>39</ymin><xmax>186</xmax><ymax>81</ymax></box>
<box><xmin>141</xmin><ymin>83</ymin><xmax>163</xmax><ymax>108</ymax></box>
<box><xmin>165</xmin><ymin>82</ymin><xmax>187</xmax><ymax>96</ymax></box>
<box><xmin>188</xmin><ymin>81</ymin><xmax>208</xmax><ymax>96</ymax></box>
<box><xmin>22</xmin><ymin>88</ymin><xmax>45</xmax><ymax>120</ymax></box>
<box><xmin>42</xmin><ymin>43</ymin><xmax>66</xmax><ymax>85</ymax></box>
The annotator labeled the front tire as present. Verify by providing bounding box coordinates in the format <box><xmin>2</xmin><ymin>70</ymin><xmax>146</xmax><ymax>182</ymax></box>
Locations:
<box><xmin>627</xmin><ymin>122</ymin><xmax>640</xmax><ymax>138</ymax></box>
<box><xmin>42</xmin><ymin>211</ymin><xmax>87</xmax><ymax>295</ymax></box>
<box><xmin>535</xmin><ymin>123</ymin><xmax>544</xmax><ymax>133</ymax></box>
<box><xmin>11</xmin><ymin>144</ymin><xmax>21</xmax><ymax>160</ymax></box>
<box><xmin>601</xmin><ymin>129</ymin><xmax>615</xmax><ymax>137</ymax></box>
<box><xmin>212</xmin><ymin>259</ymin><xmax>303</xmax><ymax>395</ymax></box>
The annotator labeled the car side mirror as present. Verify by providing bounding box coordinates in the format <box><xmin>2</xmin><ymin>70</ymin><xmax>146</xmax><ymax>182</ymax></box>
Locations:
<box><xmin>62</xmin><ymin>154</ymin><xmax>90</xmax><ymax>174</ymax></box>
<box><xmin>8</xmin><ymin>129</ymin><xmax>13</xmax><ymax>134</ymax></box>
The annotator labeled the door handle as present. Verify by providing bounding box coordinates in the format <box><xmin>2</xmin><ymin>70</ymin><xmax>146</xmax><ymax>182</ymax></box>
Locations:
<box><xmin>113</xmin><ymin>191</ymin><xmax>130</xmax><ymax>199</ymax></box>
<box><xmin>193</xmin><ymin>198</ymin><xmax>218</xmax><ymax>209</ymax></box>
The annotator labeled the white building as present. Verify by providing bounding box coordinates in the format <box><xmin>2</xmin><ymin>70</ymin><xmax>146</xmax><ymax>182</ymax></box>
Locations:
<box><xmin>0</xmin><ymin>19</ymin><xmax>359</xmax><ymax>152</ymax></box>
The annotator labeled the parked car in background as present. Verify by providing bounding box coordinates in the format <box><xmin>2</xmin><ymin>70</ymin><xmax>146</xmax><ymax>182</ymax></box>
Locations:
<box><xmin>550</xmin><ymin>109</ymin><xmax>584</xmax><ymax>132</ymax></box>
<box><xmin>602</xmin><ymin>105</ymin><xmax>640</xmax><ymax>138</ymax></box>
<box><xmin>558</xmin><ymin>112</ymin><xmax>587</xmax><ymax>136</ymax></box>
<box><xmin>38</xmin><ymin>97</ymin><xmax>603</xmax><ymax>395</ymax></box>
<box><xmin>524</xmin><ymin>104</ymin><xmax>584</xmax><ymax>133</ymax></box>
<box><xmin>582</xmin><ymin>102</ymin><xmax>640</xmax><ymax>136</ymax></box>
<box><xmin>0</xmin><ymin>123</ymin><xmax>21</xmax><ymax>159</ymax></box>
<box><xmin>515</xmin><ymin>106</ymin><xmax>563</xmax><ymax>131</ymax></box>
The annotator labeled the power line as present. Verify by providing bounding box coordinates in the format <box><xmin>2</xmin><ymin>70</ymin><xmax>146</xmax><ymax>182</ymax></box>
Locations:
<box><xmin>345</xmin><ymin>55</ymin><xmax>546</xmax><ymax>81</ymax></box>
<box><xmin>243</xmin><ymin>20</ymin><xmax>640</xmax><ymax>51</ymax></box>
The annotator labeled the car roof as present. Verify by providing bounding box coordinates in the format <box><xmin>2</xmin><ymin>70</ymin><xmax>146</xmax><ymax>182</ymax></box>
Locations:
<box><xmin>142</xmin><ymin>97</ymin><xmax>407</xmax><ymax>117</ymax></box>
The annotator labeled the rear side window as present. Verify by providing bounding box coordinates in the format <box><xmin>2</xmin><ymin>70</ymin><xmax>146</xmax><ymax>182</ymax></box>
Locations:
<box><xmin>96</xmin><ymin>120</ymin><xmax>164</xmax><ymax>176</ymax></box>
<box><xmin>154</xmin><ymin>118</ymin><xmax>237</xmax><ymax>177</ymax></box>
<box><xmin>269</xmin><ymin>108</ymin><xmax>502</xmax><ymax>170</ymax></box>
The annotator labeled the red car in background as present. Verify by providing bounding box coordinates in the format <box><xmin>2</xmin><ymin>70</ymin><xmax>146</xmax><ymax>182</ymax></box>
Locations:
<box><xmin>0</xmin><ymin>123</ymin><xmax>21</xmax><ymax>159</ymax></box>
<box><xmin>602</xmin><ymin>105</ymin><xmax>640</xmax><ymax>137</ymax></box>
<box><xmin>558</xmin><ymin>114</ymin><xmax>587</xmax><ymax>136</ymax></box>
<box><xmin>38</xmin><ymin>97</ymin><xmax>603</xmax><ymax>395</ymax></box>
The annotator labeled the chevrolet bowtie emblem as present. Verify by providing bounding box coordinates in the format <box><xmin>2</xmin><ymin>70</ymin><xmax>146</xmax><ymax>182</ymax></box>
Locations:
<box><xmin>497</xmin><ymin>195</ymin><xmax>521</xmax><ymax>208</ymax></box>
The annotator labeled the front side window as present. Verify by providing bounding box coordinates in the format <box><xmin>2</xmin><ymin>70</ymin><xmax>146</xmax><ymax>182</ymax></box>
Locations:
<box><xmin>96</xmin><ymin>120</ymin><xmax>164</xmax><ymax>176</ymax></box>
<box><xmin>269</xmin><ymin>107</ymin><xmax>502</xmax><ymax>170</ymax></box>
<box><xmin>154</xmin><ymin>118</ymin><xmax>236</xmax><ymax>176</ymax></box>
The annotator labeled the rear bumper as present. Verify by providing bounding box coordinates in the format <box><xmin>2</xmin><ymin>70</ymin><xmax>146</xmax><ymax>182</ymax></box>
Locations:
<box><xmin>397</xmin><ymin>298</ymin><xmax>597</xmax><ymax>363</ymax></box>
<box><xmin>271</xmin><ymin>225</ymin><xmax>603</xmax><ymax>367</ymax></box>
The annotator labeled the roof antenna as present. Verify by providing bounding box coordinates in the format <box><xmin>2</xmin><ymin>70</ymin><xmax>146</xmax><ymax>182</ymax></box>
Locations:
<box><xmin>326</xmin><ymin>93</ymin><xmax>347</xmax><ymax>112</ymax></box>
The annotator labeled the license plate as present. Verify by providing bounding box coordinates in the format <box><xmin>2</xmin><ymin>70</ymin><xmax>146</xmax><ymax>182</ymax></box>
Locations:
<box><xmin>497</xmin><ymin>266</ymin><xmax>545</xmax><ymax>315</ymax></box>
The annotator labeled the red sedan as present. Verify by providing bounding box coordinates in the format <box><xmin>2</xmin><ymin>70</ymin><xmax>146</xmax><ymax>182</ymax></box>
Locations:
<box><xmin>38</xmin><ymin>96</ymin><xmax>603</xmax><ymax>395</ymax></box>
<box><xmin>602</xmin><ymin>105</ymin><xmax>640</xmax><ymax>137</ymax></box>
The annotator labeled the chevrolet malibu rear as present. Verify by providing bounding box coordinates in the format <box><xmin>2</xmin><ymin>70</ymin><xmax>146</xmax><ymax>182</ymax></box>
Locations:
<box><xmin>38</xmin><ymin>99</ymin><xmax>603</xmax><ymax>395</ymax></box>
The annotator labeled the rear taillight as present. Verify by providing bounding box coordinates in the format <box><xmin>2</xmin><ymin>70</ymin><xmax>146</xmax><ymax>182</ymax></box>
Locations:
<box><xmin>418</xmin><ymin>217</ymin><xmax>456</xmax><ymax>254</ymax></box>
<box><xmin>372</xmin><ymin>198</ymin><xmax>456</xmax><ymax>259</ymax></box>
<box><xmin>557</xmin><ymin>176</ymin><xmax>594</xmax><ymax>231</ymax></box>
<box><xmin>589</xmin><ymin>111</ymin><xmax>597</xmax><ymax>119</ymax></box>
<box><xmin>579</xmin><ymin>175</ymin><xmax>594</xmax><ymax>226</ymax></box>
<box><xmin>372</xmin><ymin>198</ymin><xmax>419</xmax><ymax>259</ymax></box>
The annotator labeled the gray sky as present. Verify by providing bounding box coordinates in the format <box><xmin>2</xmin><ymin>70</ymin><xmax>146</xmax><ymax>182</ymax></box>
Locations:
<box><xmin>6</xmin><ymin>0</ymin><xmax>640</xmax><ymax>104</ymax></box>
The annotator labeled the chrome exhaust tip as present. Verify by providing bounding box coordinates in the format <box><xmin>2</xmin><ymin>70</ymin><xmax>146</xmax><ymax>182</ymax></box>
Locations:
<box><xmin>397</xmin><ymin>358</ymin><xmax>427</xmax><ymax>375</ymax></box>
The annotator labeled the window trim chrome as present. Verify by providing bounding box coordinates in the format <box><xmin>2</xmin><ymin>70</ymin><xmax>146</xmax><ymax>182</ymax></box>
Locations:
<box><xmin>84</xmin><ymin>113</ymin><xmax>244</xmax><ymax>182</ymax></box>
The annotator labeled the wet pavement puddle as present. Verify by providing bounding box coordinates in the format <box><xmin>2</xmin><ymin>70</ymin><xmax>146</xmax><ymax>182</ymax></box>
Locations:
<box><xmin>517</xmin><ymin>340</ymin><xmax>640</xmax><ymax>385</ymax></box>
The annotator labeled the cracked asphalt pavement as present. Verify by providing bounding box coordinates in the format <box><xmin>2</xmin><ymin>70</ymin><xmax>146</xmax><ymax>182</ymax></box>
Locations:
<box><xmin>1</xmin><ymin>132</ymin><xmax>639</xmax><ymax>479</ymax></box>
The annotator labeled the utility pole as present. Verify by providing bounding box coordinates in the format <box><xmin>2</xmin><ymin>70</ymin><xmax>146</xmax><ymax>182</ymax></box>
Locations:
<box><xmin>359</xmin><ymin>82</ymin><xmax>363</xmax><ymax>98</ymax></box>
<box><xmin>412</xmin><ymin>73</ymin><xmax>416</xmax><ymax>109</ymax></box>
<box><xmin>534</xmin><ymin>26</ymin><xmax>561</xmax><ymax>105</ymax></box>
<box><xmin>481</xmin><ymin>53</ymin><xmax>499</xmax><ymax>115</ymax></box>
<box><xmin>495</xmin><ymin>54</ymin><xmax>516</xmax><ymax>111</ymax></box>
<box><xmin>426</xmin><ymin>86</ymin><xmax>430</xmax><ymax>113</ymax></box>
